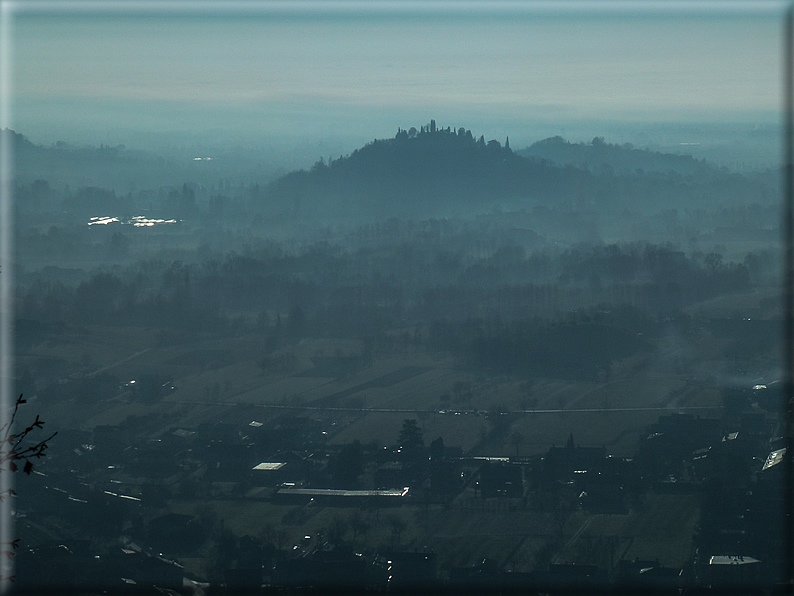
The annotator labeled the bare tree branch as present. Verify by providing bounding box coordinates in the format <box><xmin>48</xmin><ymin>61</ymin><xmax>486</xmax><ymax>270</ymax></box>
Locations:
<box><xmin>0</xmin><ymin>394</ymin><xmax>57</xmax><ymax>475</ymax></box>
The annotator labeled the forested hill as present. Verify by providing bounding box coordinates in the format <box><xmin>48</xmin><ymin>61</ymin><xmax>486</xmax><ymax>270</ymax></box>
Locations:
<box><xmin>262</xmin><ymin>122</ymin><xmax>775</xmax><ymax>221</ymax></box>
<box><xmin>263</xmin><ymin>121</ymin><xmax>594</xmax><ymax>219</ymax></box>
<box><xmin>8</xmin><ymin>129</ymin><xmax>186</xmax><ymax>191</ymax></box>
<box><xmin>5</xmin><ymin>129</ymin><xmax>280</xmax><ymax>192</ymax></box>
<box><xmin>518</xmin><ymin>135</ymin><xmax>714</xmax><ymax>177</ymax></box>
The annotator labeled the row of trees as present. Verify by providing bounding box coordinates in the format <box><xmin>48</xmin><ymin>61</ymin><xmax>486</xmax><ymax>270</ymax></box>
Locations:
<box><xmin>16</xmin><ymin>234</ymin><xmax>757</xmax><ymax>353</ymax></box>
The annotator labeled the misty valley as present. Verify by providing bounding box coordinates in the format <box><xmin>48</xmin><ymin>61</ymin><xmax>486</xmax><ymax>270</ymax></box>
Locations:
<box><xmin>8</xmin><ymin>123</ymin><xmax>788</xmax><ymax>593</ymax></box>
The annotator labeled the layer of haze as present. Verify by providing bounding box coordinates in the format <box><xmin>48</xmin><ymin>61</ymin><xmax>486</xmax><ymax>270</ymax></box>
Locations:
<box><xmin>9</xmin><ymin>2</ymin><xmax>787</xmax><ymax>165</ymax></box>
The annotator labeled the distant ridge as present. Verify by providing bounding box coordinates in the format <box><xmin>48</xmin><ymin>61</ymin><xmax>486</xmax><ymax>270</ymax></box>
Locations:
<box><xmin>518</xmin><ymin>135</ymin><xmax>715</xmax><ymax>177</ymax></box>
<box><xmin>6</xmin><ymin>125</ymin><xmax>775</xmax><ymax>223</ymax></box>
<box><xmin>263</xmin><ymin>121</ymin><xmax>594</xmax><ymax>219</ymax></box>
<box><xmin>261</xmin><ymin>122</ymin><xmax>773</xmax><ymax>220</ymax></box>
<box><xmin>7</xmin><ymin>129</ymin><xmax>187</xmax><ymax>191</ymax></box>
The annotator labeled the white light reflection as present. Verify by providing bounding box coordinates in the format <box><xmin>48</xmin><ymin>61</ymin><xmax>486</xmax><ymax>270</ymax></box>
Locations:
<box><xmin>88</xmin><ymin>216</ymin><xmax>119</xmax><ymax>226</ymax></box>
<box><xmin>130</xmin><ymin>216</ymin><xmax>177</xmax><ymax>227</ymax></box>
<box><xmin>87</xmin><ymin>215</ymin><xmax>178</xmax><ymax>227</ymax></box>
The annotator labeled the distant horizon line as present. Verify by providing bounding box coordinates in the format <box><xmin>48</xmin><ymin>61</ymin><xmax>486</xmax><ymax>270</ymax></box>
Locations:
<box><xmin>7</xmin><ymin>117</ymin><xmax>785</xmax><ymax>149</ymax></box>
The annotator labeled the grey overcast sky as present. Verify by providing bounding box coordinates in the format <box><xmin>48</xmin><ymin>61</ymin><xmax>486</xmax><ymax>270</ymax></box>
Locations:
<box><xmin>6</xmin><ymin>1</ymin><xmax>789</xmax><ymax>151</ymax></box>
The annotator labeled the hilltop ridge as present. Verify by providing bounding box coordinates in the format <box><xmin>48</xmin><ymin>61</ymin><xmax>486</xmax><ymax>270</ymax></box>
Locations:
<box><xmin>264</xmin><ymin>121</ymin><xmax>593</xmax><ymax>219</ymax></box>
<box><xmin>262</xmin><ymin>122</ymin><xmax>773</xmax><ymax>221</ymax></box>
<box><xmin>518</xmin><ymin>135</ymin><xmax>715</xmax><ymax>177</ymax></box>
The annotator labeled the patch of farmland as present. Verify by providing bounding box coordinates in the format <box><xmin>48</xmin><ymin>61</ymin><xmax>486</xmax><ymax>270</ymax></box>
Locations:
<box><xmin>21</xmin><ymin>356</ymin><xmax>72</xmax><ymax>380</ymax></box>
<box><xmin>358</xmin><ymin>368</ymin><xmax>456</xmax><ymax>410</ymax></box>
<box><xmin>157</xmin><ymin>401</ymin><xmax>245</xmax><ymax>431</ymax></box>
<box><xmin>230</xmin><ymin>376</ymin><xmax>340</xmax><ymax>406</ymax></box>
<box><xmin>532</xmin><ymin>379</ymin><xmax>600</xmax><ymax>411</ymax></box>
<box><xmin>566</xmin><ymin>376</ymin><xmax>687</xmax><ymax>411</ymax></box>
<box><xmin>159</xmin><ymin>360</ymin><xmax>276</xmax><ymax>405</ymax></box>
<box><xmin>77</xmin><ymin>397</ymin><xmax>158</xmax><ymax>430</ymax></box>
<box><xmin>255</xmin><ymin>358</ymin><xmax>412</xmax><ymax>405</ymax></box>
<box><xmin>19</xmin><ymin>324</ymin><xmax>158</xmax><ymax>377</ymax></box>
<box><xmin>310</xmin><ymin>366</ymin><xmax>430</xmax><ymax>407</ymax></box>
<box><xmin>295</xmin><ymin>356</ymin><xmax>363</xmax><ymax>378</ymax></box>
<box><xmin>176</xmin><ymin>360</ymin><xmax>269</xmax><ymax>400</ymax></box>
<box><xmin>165</xmin><ymin>348</ymin><xmax>230</xmax><ymax>368</ymax></box>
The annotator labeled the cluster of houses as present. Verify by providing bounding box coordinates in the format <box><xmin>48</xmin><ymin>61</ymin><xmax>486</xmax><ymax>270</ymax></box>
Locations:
<box><xmin>13</xmin><ymin>388</ymin><xmax>790</xmax><ymax>593</ymax></box>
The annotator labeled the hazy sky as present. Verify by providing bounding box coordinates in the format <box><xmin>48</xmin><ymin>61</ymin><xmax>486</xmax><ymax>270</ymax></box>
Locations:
<box><xmin>6</xmin><ymin>1</ymin><xmax>789</xmax><ymax>152</ymax></box>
